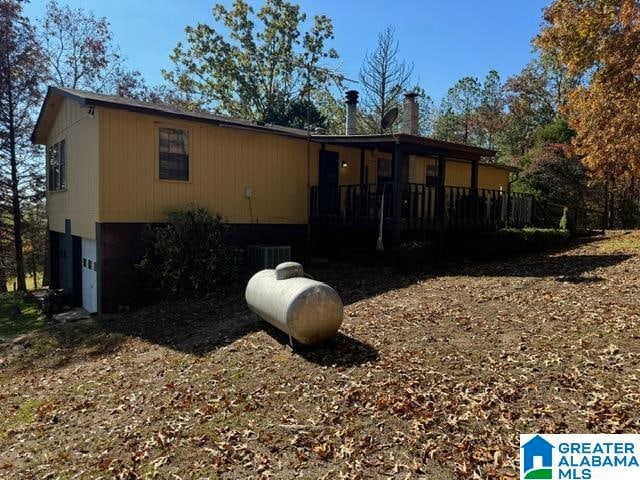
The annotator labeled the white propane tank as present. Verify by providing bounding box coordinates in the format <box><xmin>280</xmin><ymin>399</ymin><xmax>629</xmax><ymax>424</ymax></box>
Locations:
<box><xmin>245</xmin><ymin>262</ymin><xmax>343</xmax><ymax>345</ymax></box>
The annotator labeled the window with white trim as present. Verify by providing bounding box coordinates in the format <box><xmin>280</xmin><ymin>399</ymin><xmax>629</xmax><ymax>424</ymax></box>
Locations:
<box><xmin>48</xmin><ymin>140</ymin><xmax>66</xmax><ymax>191</ymax></box>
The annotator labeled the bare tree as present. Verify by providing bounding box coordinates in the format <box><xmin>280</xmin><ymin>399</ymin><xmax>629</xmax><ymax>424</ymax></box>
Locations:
<box><xmin>0</xmin><ymin>0</ymin><xmax>46</xmax><ymax>291</ymax></box>
<box><xmin>40</xmin><ymin>0</ymin><xmax>138</xmax><ymax>93</ymax></box>
<box><xmin>359</xmin><ymin>26</ymin><xmax>413</xmax><ymax>134</ymax></box>
<box><xmin>22</xmin><ymin>181</ymin><xmax>47</xmax><ymax>289</ymax></box>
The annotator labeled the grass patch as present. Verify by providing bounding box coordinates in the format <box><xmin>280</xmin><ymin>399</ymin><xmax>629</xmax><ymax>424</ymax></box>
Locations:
<box><xmin>5</xmin><ymin>272</ymin><xmax>43</xmax><ymax>292</ymax></box>
<box><xmin>0</xmin><ymin>293</ymin><xmax>44</xmax><ymax>338</ymax></box>
<box><xmin>1</xmin><ymin>316</ymin><xmax>126</xmax><ymax>373</ymax></box>
<box><xmin>0</xmin><ymin>398</ymin><xmax>45</xmax><ymax>440</ymax></box>
<box><xmin>598</xmin><ymin>232</ymin><xmax>640</xmax><ymax>253</ymax></box>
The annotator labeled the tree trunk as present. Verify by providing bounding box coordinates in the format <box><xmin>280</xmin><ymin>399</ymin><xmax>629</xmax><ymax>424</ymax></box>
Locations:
<box><xmin>6</xmin><ymin>74</ymin><xmax>27</xmax><ymax>291</ymax></box>
<box><xmin>0</xmin><ymin>257</ymin><xmax>7</xmax><ymax>293</ymax></box>
<box><xmin>43</xmin><ymin>231</ymin><xmax>50</xmax><ymax>287</ymax></box>
<box><xmin>0</xmin><ymin>217</ymin><xmax>7</xmax><ymax>293</ymax></box>
<box><xmin>602</xmin><ymin>179</ymin><xmax>608</xmax><ymax>234</ymax></box>
<box><xmin>608</xmin><ymin>189</ymin><xmax>615</xmax><ymax>229</ymax></box>
<box><xmin>31</xmin><ymin>251</ymin><xmax>38</xmax><ymax>289</ymax></box>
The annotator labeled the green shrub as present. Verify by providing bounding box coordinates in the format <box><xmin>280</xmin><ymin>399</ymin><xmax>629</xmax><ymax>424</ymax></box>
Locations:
<box><xmin>394</xmin><ymin>241</ymin><xmax>437</xmax><ymax>272</ymax></box>
<box><xmin>394</xmin><ymin>228</ymin><xmax>571</xmax><ymax>270</ymax></box>
<box><xmin>494</xmin><ymin>228</ymin><xmax>570</xmax><ymax>255</ymax></box>
<box><xmin>137</xmin><ymin>206</ymin><xmax>242</xmax><ymax>297</ymax></box>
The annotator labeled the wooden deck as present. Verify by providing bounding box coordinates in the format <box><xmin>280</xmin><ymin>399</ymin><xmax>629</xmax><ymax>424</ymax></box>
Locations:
<box><xmin>309</xmin><ymin>183</ymin><xmax>535</xmax><ymax>231</ymax></box>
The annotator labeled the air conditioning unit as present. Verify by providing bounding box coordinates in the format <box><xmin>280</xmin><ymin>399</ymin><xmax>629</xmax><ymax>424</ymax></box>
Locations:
<box><xmin>247</xmin><ymin>245</ymin><xmax>291</xmax><ymax>270</ymax></box>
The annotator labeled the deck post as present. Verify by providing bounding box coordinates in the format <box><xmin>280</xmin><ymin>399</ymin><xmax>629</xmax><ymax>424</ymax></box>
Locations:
<box><xmin>471</xmin><ymin>159</ymin><xmax>478</xmax><ymax>191</ymax></box>
<box><xmin>436</xmin><ymin>154</ymin><xmax>447</xmax><ymax>227</ymax></box>
<box><xmin>359</xmin><ymin>148</ymin><xmax>366</xmax><ymax>216</ymax></box>
<box><xmin>436</xmin><ymin>154</ymin><xmax>447</xmax><ymax>255</ymax></box>
<box><xmin>392</xmin><ymin>143</ymin><xmax>404</xmax><ymax>253</ymax></box>
<box><xmin>471</xmin><ymin>158</ymin><xmax>479</xmax><ymax>226</ymax></box>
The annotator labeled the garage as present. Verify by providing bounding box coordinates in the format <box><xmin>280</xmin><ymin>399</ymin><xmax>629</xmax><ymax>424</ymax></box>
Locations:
<box><xmin>81</xmin><ymin>238</ymin><xmax>97</xmax><ymax>313</ymax></box>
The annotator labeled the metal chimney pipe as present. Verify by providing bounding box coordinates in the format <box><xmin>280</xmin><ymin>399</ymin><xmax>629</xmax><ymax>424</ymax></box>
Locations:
<box><xmin>345</xmin><ymin>90</ymin><xmax>359</xmax><ymax>135</ymax></box>
<box><xmin>402</xmin><ymin>92</ymin><xmax>420</xmax><ymax>135</ymax></box>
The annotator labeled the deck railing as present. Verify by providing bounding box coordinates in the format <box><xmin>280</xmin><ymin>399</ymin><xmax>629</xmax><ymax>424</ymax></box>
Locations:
<box><xmin>309</xmin><ymin>183</ymin><xmax>534</xmax><ymax>231</ymax></box>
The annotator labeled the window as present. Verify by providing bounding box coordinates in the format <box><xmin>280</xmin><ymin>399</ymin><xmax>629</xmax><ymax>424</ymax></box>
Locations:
<box><xmin>159</xmin><ymin>127</ymin><xmax>189</xmax><ymax>181</ymax></box>
<box><xmin>426</xmin><ymin>159</ymin><xmax>438</xmax><ymax>186</ymax></box>
<box><xmin>48</xmin><ymin>140</ymin><xmax>66</xmax><ymax>191</ymax></box>
<box><xmin>377</xmin><ymin>157</ymin><xmax>392</xmax><ymax>184</ymax></box>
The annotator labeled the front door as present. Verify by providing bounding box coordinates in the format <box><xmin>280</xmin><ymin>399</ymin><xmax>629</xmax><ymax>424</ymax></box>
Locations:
<box><xmin>318</xmin><ymin>150</ymin><xmax>339</xmax><ymax>215</ymax></box>
<box><xmin>81</xmin><ymin>238</ymin><xmax>97</xmax><ymax>313</ymax></box>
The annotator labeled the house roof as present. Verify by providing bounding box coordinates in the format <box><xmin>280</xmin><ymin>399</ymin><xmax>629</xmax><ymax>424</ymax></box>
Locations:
<box><xmin>31</xmin><ymin>86</ymin><xmax>514</xmax><ymax>169</ymax></box>
<box><xmin>31</xmin><ymin>86</ymin><xmax>310</xmax><ymax>144</ymax></box>
<box><xmin>313</xmin><ymin>134</ymin><xmax>497</xmax><ymax>161</ymax></box>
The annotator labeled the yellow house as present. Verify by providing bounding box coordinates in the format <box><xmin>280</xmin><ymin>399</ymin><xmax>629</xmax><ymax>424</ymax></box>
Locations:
<box><xmin>32</xmin><ymin>87</ymin><xmax>522</xmax><ymax>313</ymax></box>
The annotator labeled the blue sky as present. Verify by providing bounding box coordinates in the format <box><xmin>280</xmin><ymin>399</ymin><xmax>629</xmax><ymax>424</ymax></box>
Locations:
<box><xmin>24</xmin><ymin>0</ymin><xmax>551</xmax><ymax>102</ymax></box>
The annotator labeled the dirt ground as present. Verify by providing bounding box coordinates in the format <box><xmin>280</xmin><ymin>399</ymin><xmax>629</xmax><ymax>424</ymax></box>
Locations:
<box><xmin>1</xmin><ymin>232</ymin><xmax>639</xmax><ymax>479</ymax></box>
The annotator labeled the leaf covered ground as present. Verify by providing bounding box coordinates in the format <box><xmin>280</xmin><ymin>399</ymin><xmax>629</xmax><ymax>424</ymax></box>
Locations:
<box><xmin>1</xmin><ymin>232</ymin><xmax>639</xmax><ymax>479</ymax></box>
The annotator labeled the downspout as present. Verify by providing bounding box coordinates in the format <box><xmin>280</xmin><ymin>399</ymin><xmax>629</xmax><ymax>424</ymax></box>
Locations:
<box><xmin>391</xmin><ymin>138</ymin><xmax>403</xmax><ymax>257</ymax></box>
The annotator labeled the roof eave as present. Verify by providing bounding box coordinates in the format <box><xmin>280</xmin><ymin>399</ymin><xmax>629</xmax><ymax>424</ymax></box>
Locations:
<box><xmin>312</xmin><ymin>133</ymin><xmax>497</xmax><ymax>159</ymax></box>
<box><xmin>31</xmin><ymin>87</ymin><xmax>53</xmax><ymax>144</ymax></box>
<box><xmin>31</xmin><ymin>86</ymin><xmax>90</xmax><ymax>144</ymax></box>
<box><xmin>396</xmin><ymin>133</ymin><xmax>497</xmax><ymax>157</ymax></box>
<box><xmin>32</xmin><ymin>86</ymin><xmax>310</xmax><ymax>144</ymax></box>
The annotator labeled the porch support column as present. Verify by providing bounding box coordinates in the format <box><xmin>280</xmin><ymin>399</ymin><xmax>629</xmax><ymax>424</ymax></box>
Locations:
<box><xmin>471</xmin><ymin>159</ymin><xmax>479</xmax><ymax>192</ymax></box>
<box><xmin>435</xmin><ymin>153</ymin><xmax>447</xmax><ymax>258</ymax></box>
<box><xmin>470</xmin><ymin>158</ymin><xmax>479</xmax><ymax>226</ymax></box>
<box><xmin>392</xmin><ymin>143</ymin><xmax>404</xmax><ymax>252</ymax></box>
<box><xmin>359</xmin><ymin>148</ymin><xmax>366</xmax><ymax>216</ymax></box>
<box><xmin>436</xmin><ymin>154</ymin><xmax>447</xmax><ymax>227</ymax></box>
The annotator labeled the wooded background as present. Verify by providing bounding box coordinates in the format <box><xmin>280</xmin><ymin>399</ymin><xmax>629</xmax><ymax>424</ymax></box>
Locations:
<box><xmin>1</xmin><ymin>0</ymin><xmax>639</xmax><ymax>292</ymax></box>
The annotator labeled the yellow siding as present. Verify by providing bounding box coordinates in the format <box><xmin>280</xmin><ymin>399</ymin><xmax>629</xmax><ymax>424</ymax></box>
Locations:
<box><xmin>409</xmin><ymin>156</ymin><xmax>473</xmax><ymax>187</ymax></box>
<box><xmin>99</xmin><ymin>108</ymin><xmax>321</xmax><ymax>224</ymax></box>
<box><xmin>478</xmin><ymin>165</ymin><xmax>510</xmax><ymax>191</ymax></box>
<box><xmin>45</xmin><ymin>99</ymin><xmax>512</xmax><ymax>229</ymax></box>
<box><xmin>46</xmin><ymin>98</ymin><xmax>99</xmax><ymax>239</ymax></box>
<box><xmin>408</xmin><ymin>155</ymin><xmax>427</xmax><ymax>184</ymax></box>
<box><xmin>446</xmin><ymin>160</ymin><xmax>472</xmax><ymax>187</ymax></box>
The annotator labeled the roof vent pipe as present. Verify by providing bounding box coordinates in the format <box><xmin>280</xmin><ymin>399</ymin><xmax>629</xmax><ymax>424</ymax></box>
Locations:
<box><xmin>402</xmin><ymin>92</ymin><xmax>420</xmax><ymax>135</ymax></box>
<box><xmin>345</xmin><ymin>90</ymin><xmax>359</xmax><ymax>135</ymax></box>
